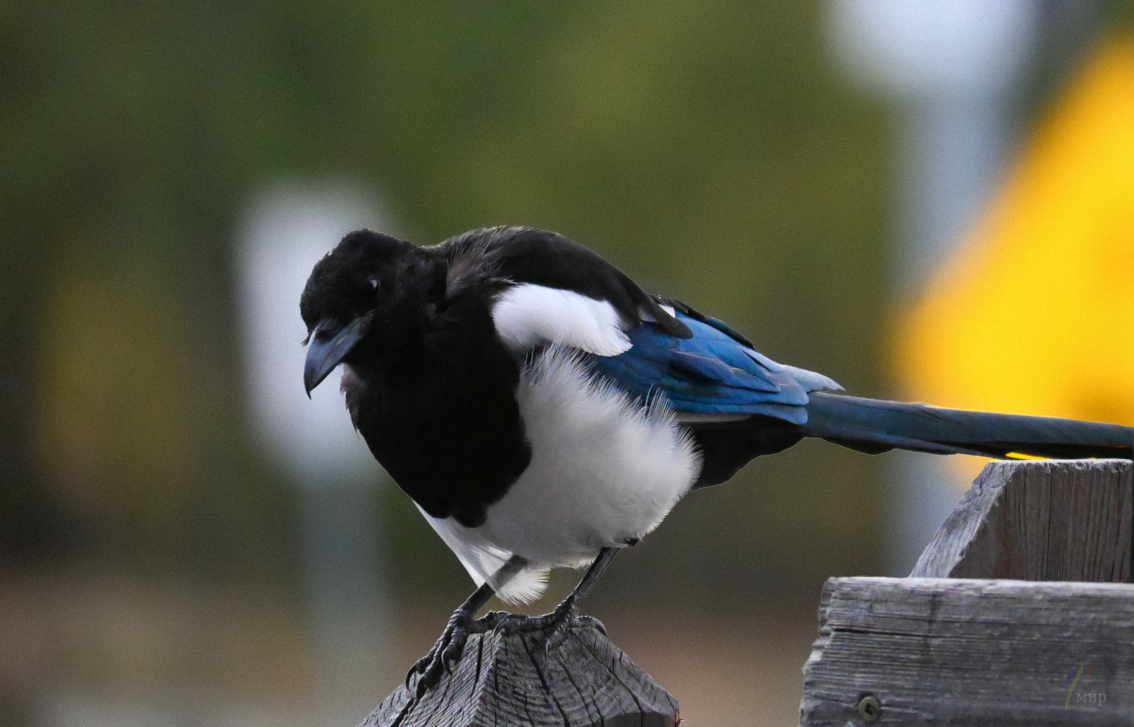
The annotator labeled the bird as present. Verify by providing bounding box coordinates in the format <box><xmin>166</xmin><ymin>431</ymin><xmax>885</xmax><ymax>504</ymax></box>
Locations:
<box><xmin>300</xmin><ymin>225</ymin><xmax>1133</xmax><ymax>695</ymax></box>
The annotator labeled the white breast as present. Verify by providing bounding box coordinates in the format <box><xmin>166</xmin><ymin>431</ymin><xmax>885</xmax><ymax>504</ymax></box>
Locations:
<box><xmin>415</xmin><ymin>346</ymin><xmax>701</xmax><ymax>604</ymax></box>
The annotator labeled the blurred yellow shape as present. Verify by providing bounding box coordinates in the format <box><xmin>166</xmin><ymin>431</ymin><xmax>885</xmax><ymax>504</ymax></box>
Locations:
<box><xmin>892</xmin><ymin>36</ymin><xmax>1134</xmax><ymax>485</ymax></box>
<box><xmin>1004</xmin><ymin>452</ymin><xmax>1050</xmax><ymax>461</ymax></box>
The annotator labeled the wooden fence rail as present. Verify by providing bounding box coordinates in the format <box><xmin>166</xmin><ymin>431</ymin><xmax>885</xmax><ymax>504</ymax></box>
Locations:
<box><xmin>800</xmin><ymin>459</ymin><xmax>1134</xmax><ymax>726</ymax></box>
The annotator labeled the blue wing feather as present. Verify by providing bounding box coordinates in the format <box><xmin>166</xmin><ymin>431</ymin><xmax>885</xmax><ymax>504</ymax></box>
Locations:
<box><xmin>589</xmin><ymin>312</ymin><xmax>840</xmax><ymax>426</ymax></box>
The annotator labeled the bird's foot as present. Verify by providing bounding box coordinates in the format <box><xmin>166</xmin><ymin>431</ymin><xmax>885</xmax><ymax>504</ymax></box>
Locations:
<box><xmin>494</xmin><ymin>596</ymin><xmax>605</xmax><ymax>654</ymax></box>
<box><xmin>406</xmin><ymin>599</ymin><xmax>607</xmax><ymax>698</ymax></box>
<box><xmin>407</xmin><ymin>605</ymin><xmax>498</xmax><ymax>698</ymax></box>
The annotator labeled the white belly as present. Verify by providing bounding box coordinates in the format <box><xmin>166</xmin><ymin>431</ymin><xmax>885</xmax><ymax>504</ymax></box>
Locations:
<box><xmin>417</xmin><ymin>346</ymin><xmax>701</xmax><ymax>603</ymax></box>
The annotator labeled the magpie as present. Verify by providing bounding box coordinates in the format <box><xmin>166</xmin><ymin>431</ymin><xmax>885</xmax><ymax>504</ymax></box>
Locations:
<box><xmin>300</xmin><ymin>226</ymin><xmax>1133</xmax><ymax>694</ymax></box>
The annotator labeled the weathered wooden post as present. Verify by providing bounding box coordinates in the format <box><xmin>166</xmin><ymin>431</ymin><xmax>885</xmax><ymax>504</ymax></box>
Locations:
<box><xmin>361</xmin><ymin>616</ymin><xmax>678</xmax><ymax>727</ymax></box>
<box><xmin>800</xmin><ymin>459</ymin><xmax>1134</xmax><ymax>725</ymax></box>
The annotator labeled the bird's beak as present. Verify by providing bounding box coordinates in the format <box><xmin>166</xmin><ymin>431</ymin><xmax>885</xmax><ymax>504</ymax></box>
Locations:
<box><xmin>304</xmin><ymin>316</ymin><xmax>367</xmax><ymax>396</ymax></box>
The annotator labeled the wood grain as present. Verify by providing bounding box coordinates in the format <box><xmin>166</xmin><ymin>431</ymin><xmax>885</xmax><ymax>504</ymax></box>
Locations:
<box><xmin>361</xmin><ymin>618</ymin><xmax>678</xmax><ymax>727</ymax></box>
<box><xmin>800</xmin><ymin>577</ymin><xmax>1134</xmax><ymax>726</ymax></box>
<box><xmin>911</xmin><ymin>459</ymin><xmax>1133</xmax><ymax>581</ymax></box>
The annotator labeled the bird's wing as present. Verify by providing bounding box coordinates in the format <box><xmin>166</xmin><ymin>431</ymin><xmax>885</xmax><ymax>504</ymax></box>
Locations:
<box><xmin>591</xmin><ymin>309</ymin><xmax>842</xmax><ymax>426</ymax></box>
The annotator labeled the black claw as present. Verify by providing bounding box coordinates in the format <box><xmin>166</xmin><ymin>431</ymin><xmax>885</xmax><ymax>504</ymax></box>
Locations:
<box><xmin>574</xmin><ymin>615</ymin><xmax>606</xmax><ymax>636</ymax></box>
<box><xmin>442</xmin><ymin>641</ymin><xmax>462</xmax><ymax>671</ymax></box>
<box><xmin>491</xmin><ymin>612</ymin><xmax>529</xmax><ymax>637</ymax></box>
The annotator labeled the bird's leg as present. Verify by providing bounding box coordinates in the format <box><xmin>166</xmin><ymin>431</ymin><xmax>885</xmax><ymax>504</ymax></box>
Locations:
<box><xmin>501</xmin><ymin>547</ymin><xmax>619</xmax><ymax>650</ymax></box>
<box><xmin>406</xmin><ymin>583</ymin><xmax>493</xmax><ymax>695</ymax></box>
<box><xmin>408</xmin><ymin>555</ymin><xmax>525</xmax><ymax>697</ymax></box>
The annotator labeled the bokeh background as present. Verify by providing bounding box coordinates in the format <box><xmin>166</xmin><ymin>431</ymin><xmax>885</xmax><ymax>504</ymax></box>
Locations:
<box><xmin>3</xmin><ymin>2</ymin><xmax>1133</xmax><ymax>726</ymax></box>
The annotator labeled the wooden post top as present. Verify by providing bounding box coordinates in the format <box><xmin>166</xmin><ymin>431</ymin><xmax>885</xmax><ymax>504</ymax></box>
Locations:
<box><xmin>362</xmin><ymin>617</ymin><xmax>678</xmax><ymax>727</ymax></box>
<box><xmin>912</xmin><ymin>459</ymin><xmax>1132</xmax><ymax>582</ymax></box>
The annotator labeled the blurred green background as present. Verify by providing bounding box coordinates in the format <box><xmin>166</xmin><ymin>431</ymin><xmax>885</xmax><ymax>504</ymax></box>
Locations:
<box><xmin>2</xmin><ymin>2</ymin><xmax>1130</xmax><ymax>726</ymax></box>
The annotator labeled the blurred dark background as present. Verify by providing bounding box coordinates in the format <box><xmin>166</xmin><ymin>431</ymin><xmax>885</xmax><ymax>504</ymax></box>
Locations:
<box><xmin>2</xmin><ymin>2</ymin><xmax>1132</xmax><ymax>725</ymax></box>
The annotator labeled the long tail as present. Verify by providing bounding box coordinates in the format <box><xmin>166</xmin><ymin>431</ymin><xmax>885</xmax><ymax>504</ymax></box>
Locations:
<box><xmin>802</xmin><ymin>392</ymin><xmax>1134</xmax><ymax>460</ymax></box>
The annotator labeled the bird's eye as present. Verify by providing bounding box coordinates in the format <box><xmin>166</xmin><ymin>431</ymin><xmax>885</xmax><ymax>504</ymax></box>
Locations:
<box><xmin>367</xmin><ymin>277</ymin><xmax>379</xmax><ymax>291</ymax></box>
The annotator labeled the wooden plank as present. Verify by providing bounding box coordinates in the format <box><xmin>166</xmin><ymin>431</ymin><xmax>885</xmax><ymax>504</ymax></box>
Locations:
<box><xmin>361</xmin><ymin>618</ymin><xmax>678</xmax><ymax>727</ymax></box>
<box><xmin>799</xmin><ymin>577</ymin><xmax>1134</xmax><ymax>726</ymax></box>
<box><xmin>911</xmin><ymin>459</ymin><xmax>1133</xmax><ymax>581</ymax></box>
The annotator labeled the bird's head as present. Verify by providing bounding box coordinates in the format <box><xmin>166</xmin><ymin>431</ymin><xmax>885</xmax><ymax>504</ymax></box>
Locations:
<box><xmin>300</xmin><ymin>229</ymin><xmax>426</xmax><ymax>396</ymax></box>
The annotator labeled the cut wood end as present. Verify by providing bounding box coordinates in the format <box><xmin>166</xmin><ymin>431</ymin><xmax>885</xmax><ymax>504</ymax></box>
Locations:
<box><xmin>362</xmin><ymin>617</ymin><xmax>679</xmax><ymax>727</ymax></box>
